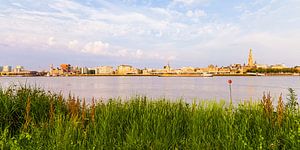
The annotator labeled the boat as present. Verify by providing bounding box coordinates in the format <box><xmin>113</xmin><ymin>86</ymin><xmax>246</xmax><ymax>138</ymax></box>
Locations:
<box><xmin>246</xmin><ymin>73</ymin><xmax>266</xmax><ymax>76</ymax></box>
<box><xmin>158</xmin><ymin>73</ymin><xmax>213</xmax><ymax>77</ymax></box>
<box><xmin>202</xmin><ymin>73</ymin><xmax>214</xmax><ymax>77</ymax></box>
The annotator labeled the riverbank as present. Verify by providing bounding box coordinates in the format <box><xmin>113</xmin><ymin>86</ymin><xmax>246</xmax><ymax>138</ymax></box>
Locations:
<box><xmin>1</xmin><ymin>73</ymin><xmax>300</xmax><ymax>77</ymax></box>
<box><xmin>0</xmin><ymin>86</ymin><xmax>299</xmax><ymax>149</ymax></box>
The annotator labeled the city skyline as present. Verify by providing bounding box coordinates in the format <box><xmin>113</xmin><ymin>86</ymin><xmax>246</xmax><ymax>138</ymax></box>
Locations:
<box><xmin>1</xmin><ymin>49</ymin><xmax>299</xmax><ymax>73</ymax></box>
<box><xmin>1</xmin><ymin>49</ymin><xmax>300</xmax><ymax>77</ymax></box>
<box><xmin>1</xmin><ymin>0</ymin><xmax>300</xmax><ymax>70</ymax></box>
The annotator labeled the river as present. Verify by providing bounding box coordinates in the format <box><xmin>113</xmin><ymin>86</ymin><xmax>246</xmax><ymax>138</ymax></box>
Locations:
<box><xmin>0</xmin><ymin>76</ymin><xmax>299</xmax><ymax>103</ymax></box>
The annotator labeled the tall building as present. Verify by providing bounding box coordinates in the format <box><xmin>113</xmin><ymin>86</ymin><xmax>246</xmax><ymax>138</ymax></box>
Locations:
<box><xmin>14</xmin><ymin>66</ymin><xmax>24</xmax><ymax>73</ymax></box>
<box><xmin>2</xmin><ymin>66</ymin><xmax>12</xmax><ymax>72</ymax></box>
<box><xmin>248</xmin><ymin>49</ymin><xmax>255</xmax><ymax>67</ymax></box>
<box><xmin>80</xmin><ymin>67</ymin><xmax>88</xmax><ymax>74</ymax></box>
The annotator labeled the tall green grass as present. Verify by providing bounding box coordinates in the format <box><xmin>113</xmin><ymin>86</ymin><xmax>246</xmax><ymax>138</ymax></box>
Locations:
<box><xmin>0</xmin><ymin>86</ymin><xmax>299</xmax><ymax>149</ymax></box>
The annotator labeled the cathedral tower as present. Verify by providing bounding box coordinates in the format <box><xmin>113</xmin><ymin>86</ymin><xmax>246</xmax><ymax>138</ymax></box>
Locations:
<box><xmin>248</xmin><ymin>49</ymin><xmax>254</xmax><ymax>67</ymax></box>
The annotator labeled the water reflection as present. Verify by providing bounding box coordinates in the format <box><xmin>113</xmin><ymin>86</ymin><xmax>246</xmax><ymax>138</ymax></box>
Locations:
<box><xmin>0</xmin><ymin>76</ymin><xmax>299</xmax><ymax>103</ymax></box>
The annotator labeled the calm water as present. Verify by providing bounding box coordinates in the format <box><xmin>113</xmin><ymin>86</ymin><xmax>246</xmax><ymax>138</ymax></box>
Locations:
<box><xmin>0</xmin><ymin>76</ymin><xmax>299</xmax><ymax>103</ymax></box>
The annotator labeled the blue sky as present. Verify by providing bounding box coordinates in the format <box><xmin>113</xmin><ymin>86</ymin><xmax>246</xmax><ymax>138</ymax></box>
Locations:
<box><xmin>0</xmin><ymin>0</ymin><xmax>300</xmax><ymax>70</ymax></box>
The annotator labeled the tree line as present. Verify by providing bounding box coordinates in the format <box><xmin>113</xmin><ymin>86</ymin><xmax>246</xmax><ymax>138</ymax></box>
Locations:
<box><xmin>247</xmin><ymin>68</ymin><xmax>299</xmax><ymax>73</ymax></box>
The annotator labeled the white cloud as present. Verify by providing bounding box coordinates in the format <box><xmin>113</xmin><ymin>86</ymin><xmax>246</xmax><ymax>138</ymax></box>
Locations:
<box><xmin>11</xmin><ymin>3</ymin><xmax>23</xmax><ymax>8</ymax></box>
<box><xmin>173</xmin><ymin>0</ymin><xmax>195</xmax><ymax>5</ymax></box>
<box><xmin>132</xmin><ymin>49</ymin><xmax>143</xmax><ymax>58</ymax></box>
<box><xmin>115</xmin><ymin>49</ymin><xmax>128</xmax><ymax>57</ymax></box>
<box><xmin>47</xmin><ymin>37</ymin><xmax>55</xmax><ymax>46</ymax></box>
<box><xmin>68</xmin><ymin>40</ymin><xmax>79</xmax><ymax>49</ymax></box>
<box><xmin>186</xmin><ymin>10</ymin><xmax>206</xmax><ymax>18</ymax></box>
<box><xmin>81</xmin><ymin>41</ymin><xmax>110</xmax><ymax>55</ymax></box>
<box><xmin>172</xmin><ymin>0</ymin><xmax>210</xmax><ymax>5</ymax></box>
<box><xmin>1</xmin><ymin>0</ymin><xmax>300</xmax><ymax>66</ymax></box>
<box><xmin>80</xmin><ymin>41</ymin><xmax>176</xmax><ymax>61</ymax></box>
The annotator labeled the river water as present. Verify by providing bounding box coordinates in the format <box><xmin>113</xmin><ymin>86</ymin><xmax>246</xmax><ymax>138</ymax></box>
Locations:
<box><xmin>0</xmin><ymin>76</ymin><xmax>299</xmax><ymax>103</ymax></box>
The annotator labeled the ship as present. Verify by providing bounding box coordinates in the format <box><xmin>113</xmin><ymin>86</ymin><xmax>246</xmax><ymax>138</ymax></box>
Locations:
<box><xmin>246</xmin><ymin>73</ymin><xmax>266</xmax><ymax>76</ymax></box>
<box><xmin>158</xmin><ymin>73</ymin><xmax>213</xmax><ymax>77</ymax></box>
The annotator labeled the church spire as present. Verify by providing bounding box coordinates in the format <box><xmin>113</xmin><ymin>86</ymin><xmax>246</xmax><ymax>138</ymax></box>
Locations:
<box><xmin>248</xmin><ymin>49</ymin><xmax>254</xmax><ymax>67</ymax></box>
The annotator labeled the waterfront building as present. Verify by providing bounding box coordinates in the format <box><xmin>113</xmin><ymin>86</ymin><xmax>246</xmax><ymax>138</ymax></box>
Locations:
<box><xmin>0</xmin><ymin>66</ymin><xmax>2</xmax><ymax>72</ymax></box>
<box><xmin>174</xmin><ymin>69</ymin><xmax>182</xmax><ymax>74</ymax></box>
<box><xmin>142</xmin><ymin>68</ymin><xmax>154</xmax><ymax>75</ymax></box>
<box><xmin>195</xmin><ymin>68</ymin><xmax>204</xmax><ymax>73</ymax></box>
<box><xmin>60</xmin><ymin>64</ymin><xmax>71</xmax><ymax>72</ymax></box>
<box><xmin>49</xmin><ymin>64</ymin><xmax>53</xmax><ymax>75</ymax></box>
<box><xmin>155</xmin><ymin>63</ymin><xmax>177</xmax><ymax>74</ymax></box>
<box><xmin>142</xmin><ymin>68</ymin><xmax>148</xmax><ymax>74</ymax></box>
<box><xmin>2</xmin><ymin>65</ymin><xmax>12</xmax><ymax>72</ymax></box>
<box><xmin>206</xmin><ymin>65</ymin><xmax>219</xmax><ymax>74</ymax></box>
<box><xmin>150</xmin><ymin>69</ymin><xmax>164</xmax><ymax>75</ymax></box>
<box><xmin>80</xmin><ymin>67</ymin><xmax>88</xmax><ymax>74</ymax></box>
<box><xmin>117</xmin><ymin>65</ymin><xmax>137</xmax><ymax>75</ymax></box>
<box><xmin>181</xmin><ymin>67</ymin><xmax>195</xmax><ymax>74</ymax></box>
<box><xmin>229</xmin><ymin>64</ymin><xmax>243</xmax><ymax>74</ymax></box>
<box><xmin>14</xmin><ymin>65</ymin><xmax>24</xmax><ymax>73</ymax></box>
<box><xmin>95</xmin><ymin>66</ymin><xmax>114</xmax><ymax>75</ymax></box>
<box><xmin>49</xmin><ymin>68</ymin><xmax>64</xmax><ymax>76</ymax></box>
<box><xmin>256</xmin><ymin>64</ymin><xmax>268</xmax><ymax>69</ymax></box>
<box><xmin>270</xmin><ymin>64</ymin><xmax>287</xmax><ymax>69</ymax></box>
<box><xmin>163</xmin><ymin>63</ymin><xmax>171</xmax><ymax>73</ymax></box>
<box><xmin>230</xmin><ymin>64</ymin><xmax>242</xmax><ymax>68</ymax></box>
<box><xmin>137</xmin><ymin>69</ymin><xmax>143</xmax><ymax>74</ymax></box>
<box><xmin>49</xmin><ymin>64</ymin><xmax>65</xmax><ymax>76</ymax></box>
<box><xmin>88</xmin><ymin>68</ymin><xmax>96</xmax><ymax>74</ymax></box>
<box><xmin>195</xmin><ymin>65</ymin><xmax>218</xmax><ymax>74</ymax></box>
<box><xmin>71</xmin><ymin>66</ymin><xmax>81</xmax><ymax>74</ymax></box>
<box><xmin>218</xmin><ymin>67</ymin><xmax>231</xmax><ymax>74</ymax></box>
<box><xmin>295</xmin><ymin>66</ymin><xmax>300</xmax><ymax>72</ymax></box>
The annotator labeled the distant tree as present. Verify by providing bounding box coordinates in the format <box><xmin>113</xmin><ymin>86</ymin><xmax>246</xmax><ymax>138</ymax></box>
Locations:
<box><xmin>247</xmin><ymin>68</ymin><xmax>297</xmax><ymax>74</ymax></box>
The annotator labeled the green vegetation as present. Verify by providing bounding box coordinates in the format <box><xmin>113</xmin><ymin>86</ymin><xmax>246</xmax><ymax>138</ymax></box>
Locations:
<box><xmin>0</xmin><ymin>86</ymin><xmax>299</xmax><ymax>149</ymax></box>
<box><xmin>286</xmin><ymin>88</ymin><xmax>299</xmax><ymax>113</ymax></box>
<box><xmin>247</xmin><ymin>68</ymin><xmax>299</xmax><ymax>74</ymax></box>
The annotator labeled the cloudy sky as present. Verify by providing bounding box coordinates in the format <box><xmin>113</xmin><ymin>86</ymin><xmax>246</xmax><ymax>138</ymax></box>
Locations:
<box><xmin>0</xmin><ymin>0</ymin><xmax>299</xmax><ymax>70</ymax></box>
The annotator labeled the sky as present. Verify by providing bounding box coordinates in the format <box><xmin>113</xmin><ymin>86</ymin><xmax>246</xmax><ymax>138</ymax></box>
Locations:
<box><xmin>0</xmin><ymin>0</ymin><xmax>300</xmax><ymax>70</ymax></box>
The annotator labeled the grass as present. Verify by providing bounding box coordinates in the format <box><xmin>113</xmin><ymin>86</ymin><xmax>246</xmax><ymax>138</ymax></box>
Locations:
<box><xmin>0</xmin><ymin>86</ymin><xmax>299</xmax><ymax>149</ymax></box>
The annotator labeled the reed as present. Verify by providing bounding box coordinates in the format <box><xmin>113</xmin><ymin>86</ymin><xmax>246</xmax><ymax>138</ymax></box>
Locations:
<box><xmin>49</xmin><ymin>96</ymin><xmax>54</xmax><ymax>125</ymax></box>
<box><xmin>82</xmin><ymin>98</ymin><xmax>86</xmax><ymax>128</ymax></box>
<box><xmin>91</xmin><ymin>97</ymin><xmax>95</xmax><ymax>124</ymax></box>
<box><xmin>23</xmin><ymin>96</ymin><xmax>31</xmax><ymax>130</ymax></box>
<box><xmin>277</xmin><ymin>94</ymin><xmax>284</xmax><ymax>127</ymax></box>
<box><xmin>262</xmin><ymin>92</ymin><xmax>274</xmax><ymax>119</ymax></box>
<box><xmin>0</xmin><ymin>86</ymin><xmax>299</xmax><ymax>149</ymax></box>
